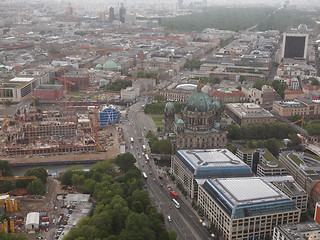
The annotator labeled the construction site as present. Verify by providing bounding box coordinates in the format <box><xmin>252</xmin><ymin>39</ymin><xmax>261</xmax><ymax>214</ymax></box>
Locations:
<box><xmin>0</xmin><ymin>98</ymin><xmax>123</xmax><ymax>162</ymax></box>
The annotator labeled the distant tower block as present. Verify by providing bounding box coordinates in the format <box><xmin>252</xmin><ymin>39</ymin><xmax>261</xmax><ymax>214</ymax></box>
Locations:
<box><xmin>282</xmin><ymin>33</ymin><xmax>308</xmax><ymax>60</ymax></box>
<box><xmin>119</xmin><ymin>4</ymin><xmax>126</xmax><ymax>23</ymax></box>
<box><xmin>67</xmin><ymin>3</ymin><xmax>74</xmax><ymax>16</ymax></box>
<box><xmin>34</xmin><ymin>39</ymin><xmax>41</xmax><ymax>52</ymax></box>
<box><xmin>109</xmin><ymin>7</ymin><xmax>115</xmax><ymax>22</ymax></box>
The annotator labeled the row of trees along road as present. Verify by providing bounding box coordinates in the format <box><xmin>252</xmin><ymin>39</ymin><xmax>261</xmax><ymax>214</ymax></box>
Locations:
<box><xmin>62</xmin><ymin>153</ymin><xmax>177</xmax><ymax>240</ymax></box>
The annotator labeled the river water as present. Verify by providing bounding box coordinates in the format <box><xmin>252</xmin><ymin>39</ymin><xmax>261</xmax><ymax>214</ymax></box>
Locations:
<box><xmin>11</xmin><ymin>163</ymin><xmax>95</xmax><ymax>176</ymax></box>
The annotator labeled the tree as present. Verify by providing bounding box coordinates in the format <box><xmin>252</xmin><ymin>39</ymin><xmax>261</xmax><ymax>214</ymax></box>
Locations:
<box><xmin>184</xmin><ymin>59</ymin><xmax>202</xmax><ymax>70</ymax></box>
<box><xmin>137</xmin><ymin>71</ymin><xmax>146</xmax><ymax>78</ymax></box>
<box><xmin>272</xmin><ymin>80</ymin><xmax>287</xmax><ymax>98</ymax></box>
<box><xmin>169</xmin><ymin>230</ymin><xmax>178</xmax><ymax>240</ymax></box>
<box><xmin>153</xmin><ymin>94</ymin><xmax>165</xmax><ymax>102</ymax></box>
<box><xmin>34</xmin><ymin>97</ymin><xmax>40</xmax><ymax>106</ymax></box>
<box><xmin>151</xmin><ymin>139</ymin><xmax>172</xmax><ymax>154</ymax></box>
<box><xmin>311</xmin><ymin>78</ymin><xmax>320</xmax><ymax>86</ymax></box>
<box><xmin>27</xmin><ymin>179</ymin><xmax>46</xmax><ymax>195</ymax></box>
<box><xmin>61</xmin><ymin>165</ymin><xmax>83</xmax><ymax>186</ymax></box>
<box><xmin>0</xmin><ymin>180</ymin><xmax>15</xmax><ymax>193</ymax></box>
<box><xmin>0</xmin><ymin>160</ymin><xmax>13</xmax><ymax>176</ymax></box>
<box><xmin>25</xmin><ymin>167</ymin><xmax>48</xmax><ymax>183</ymax></box>
<box><xmin>114</xmin><ymin>153</ymin><xmax>136</xmax><ymax>173</ymax></box>
<box><xmin>253</xmin><ymin>79</ymin><xmax>269</xmax><ymax>90</ymax></box>
<box><xmin>0</xmin><ymin>232</ymin><xmax>28</xmax><ymax>240</ymax></box>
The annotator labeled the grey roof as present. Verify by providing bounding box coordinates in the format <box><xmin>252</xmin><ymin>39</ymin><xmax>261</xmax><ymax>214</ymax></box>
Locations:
<box><xmin>176</xmin><ymin>149</ymin><xmax>252</xmax><ymax>177</ymax></box>
<box><xmin>35</xmin><ymin>85</ymin><xmax>63</xmax><ymax>90</ymax></box>
<box><xmin>276</xmin><ymin>222</ymin><xmax>320</xmax><ymax>240</ymax></box>
<box><xmin>202</xmin><ymin>177</ymin><xmax>297</xmax><ymax>219</ymax></box>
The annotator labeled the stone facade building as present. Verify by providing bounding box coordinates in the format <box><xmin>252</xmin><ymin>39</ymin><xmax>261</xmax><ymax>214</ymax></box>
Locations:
<box><xmin>164</xmin><ymin>86</ymin><xmax>227</xmax><ymax>152</ymax></box>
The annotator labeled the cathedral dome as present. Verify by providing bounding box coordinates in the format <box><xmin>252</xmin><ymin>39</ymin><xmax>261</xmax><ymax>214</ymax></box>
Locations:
<box><xmin>165</xmin><ymin>102</ymin><xmax>174</xmax><ymax>110</ymax></box>
<box><xmin>184</xmin><ymin>91</ymin><xmax>213</xmax><ymax>112</ymax></box>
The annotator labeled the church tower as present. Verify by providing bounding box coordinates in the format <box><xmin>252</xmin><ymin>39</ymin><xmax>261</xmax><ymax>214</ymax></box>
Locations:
<box><xmin>164</xmin><ymin>102</ymin><xmax>175</xmax><ymax>133</ymax></box>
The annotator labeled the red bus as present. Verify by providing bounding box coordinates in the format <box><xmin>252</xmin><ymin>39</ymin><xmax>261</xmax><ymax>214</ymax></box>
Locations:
<box><xmin>170</xmin><ymin>191</ymin><xmax>178</xmax><ymax>199</ymax></box>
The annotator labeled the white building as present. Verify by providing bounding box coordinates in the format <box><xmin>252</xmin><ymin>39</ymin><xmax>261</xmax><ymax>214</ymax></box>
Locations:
<box><xmin>64</xmin><ymin>193</ymin><xmax>90</xmax><ymax>206</ymax></box>
<box><xmin>25</xmin><ymin>212</ymin><xmax>39</xmax><ymax>232</ymax></box>
<box><xmin>120</xmin><ymin>87</ymin><xmax>140</xmax><ymax>100</ymax></box>
<box><xmin>1</xmin><ymin>77</ymin><xmax>39</xmax><ymax>102</ymax></box>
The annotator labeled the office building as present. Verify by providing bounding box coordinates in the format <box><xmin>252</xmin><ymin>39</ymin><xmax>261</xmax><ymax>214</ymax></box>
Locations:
<box><xmin>1</xmin><ymin>77</ymin><xmax>39</xmax><ymax>102</ymax></box>
<box><xmin>273</xmin><ymin>222</ymin><xmax>320</xmax><ymax>240</ymax></box>
<box><xmin>225</xmin><ymin>103</ymin><xmax>276</xmax><ymax>126</ymax></box>
<box><xmin>198</xmin><ymin>177</ymin><xmax>300</xmax><ymax>240</ymax></box>
<box><xmin>282</xmin><ymin>33</ymin><xmax>308</xmax><ymax>60</ymax></box>
<box><xmin>33</xmin><ymin>85</ymin><xmax>64</xmax><ymax>102</ymax></box>
<box><xmin>171</xmin><ymin>149</ymin><xmax>252</xmax><ymax>199</ymax></box>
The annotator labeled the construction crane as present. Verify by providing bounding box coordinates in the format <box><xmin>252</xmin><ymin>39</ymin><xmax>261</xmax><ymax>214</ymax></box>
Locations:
<box><xmin>156</xmin><ymin>73</ymin><xmax>160</xmax><ymax>86</ymax></box>
<box><xmin>290</xmin><ymin>116</ymin><xmax>307</xmax><ymax>143</ymax></box>
<box><xmin>0</xmin><ymin>170</ymin><xmax>37</xmax><ymax>181</ymax></box>
<box><xmin>54</xmin><ymin>76</ymin><xmax>76</xmax><ymax>122</ymax></box>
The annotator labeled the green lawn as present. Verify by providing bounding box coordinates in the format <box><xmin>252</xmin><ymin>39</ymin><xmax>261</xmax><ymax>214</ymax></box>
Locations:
<box><xmin>71</xmin><ymin>91</ymin><xmax>84</xmax><ymax>96</ymax></box>
<box><xmin>152</xmin><ymin>115</ymin><xmax>164</xmax><ymax>128</ymax></box>
<box><xmin>289</xmin><ymin>154</ymin><xmax>303</xmax><ymax>166</ymax></box>
<box><xmin>305</xmin><ymin>153</ymin><xmax>320</xmax><ymax>161</ymax></box>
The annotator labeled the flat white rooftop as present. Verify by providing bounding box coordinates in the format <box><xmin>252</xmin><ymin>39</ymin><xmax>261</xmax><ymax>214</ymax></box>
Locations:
<box><xmin>210</xmin><ymin>177</ymin><xmax>289</xmax><ymax>205</ymax></box>
<box><xmin>9</xmin><ymin>77</ymin><xmax>35</xmax><ymax>82</ymax></box>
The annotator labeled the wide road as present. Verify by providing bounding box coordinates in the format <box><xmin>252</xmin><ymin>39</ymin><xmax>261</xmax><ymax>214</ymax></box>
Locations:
<box><xmin>121</xmin><ymin>100</ymin><xmax>212</xmax><ymax>240</ymax></box>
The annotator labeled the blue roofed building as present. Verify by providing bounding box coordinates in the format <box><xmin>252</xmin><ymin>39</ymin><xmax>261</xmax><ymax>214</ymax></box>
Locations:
<box><xmin>99</xmin><ymin>105</ymin><xmax>120</xmax><ymax>126</ymax></box>
<box><xmin>171</xmin><ymin>149</ymin><xmax>252</xmax><ymax>199</ymax></box>
<box><xmin>198</xmin><ymin>177</ymin><xmax>300</xmax><ymax>240</ymax></box>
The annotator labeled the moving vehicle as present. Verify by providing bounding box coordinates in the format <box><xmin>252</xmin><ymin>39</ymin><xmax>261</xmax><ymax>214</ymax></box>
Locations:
<box><xmin>172</xmin><ymin>199</ymin><xmax>180</xmax><ymax>209</ymax></box>
<box><xmin>170</xmin><ymin>191</ymin><xmax>178</xmax><ymax>199</ymax></box>
<box><xmin>130</xmin><ymin>137</ymin><xmax>134</xmax><ymax>143</ymax></box>
<box><xmin>145</xmin><ymin>154</ymin><xmax>150</xmax><ymax>162</ymax></box>
<box><xmin>142</xmin><ymin>145</ymin><xmax>146</xmax><ymax>152</ymax></box>
<box><xmin>142</xmin><ymin>172</ymin><xmax>147</xmax><ymax>179</ymax></box>
<box><xmin>167</xmin><ymin>215</ymin><xmax>172</xmax><ymax>222</ymax></box>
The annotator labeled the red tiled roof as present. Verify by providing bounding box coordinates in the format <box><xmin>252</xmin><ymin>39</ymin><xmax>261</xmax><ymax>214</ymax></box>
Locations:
<box><xmin>303</xmin><ymin>85</ymin><xmax>320</xmax><ymax>90</ymax></box>
<box><xmin>313</xmin><ymin>181</ymin><xmax>320</xmax><ymax>194</ymax></box>
<box><xmin>284</xmin><ymin>89</ymin><xmax>305</xmax><ymax>94</ymax></box>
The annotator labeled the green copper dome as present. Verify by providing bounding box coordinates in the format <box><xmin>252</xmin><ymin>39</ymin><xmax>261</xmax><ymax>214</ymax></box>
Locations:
<box><xmin>213</xmin><ymin>100</ymin><xmax>221</xmax><ymax>109</ymax></box>
<box><xmin>96</xmin><ymin>64</ymin><xmax>103</xmax><ymax>69</ymax></box>
<box><xmin>165</xmin><ymin>102</ymin><xmax>174</xmax><ymax>110</ymax></box>
<box><xmin>176</xmin><ymin>119</ymin><xmax>184</xmax><ymax>125</ymax></box>
<box><xmin>103</xmin><ymin>60</ymin><xmax>121</xmax><ymax>70</ymax></box>
<box><xmin>184</xmin><ymin>91</ymin><xmax>213</xmax><ymax>112</ymax></box>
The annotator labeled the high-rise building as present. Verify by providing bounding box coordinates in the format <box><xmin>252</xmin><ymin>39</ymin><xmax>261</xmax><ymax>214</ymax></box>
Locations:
<box><xmin>109</xmin><ymin>7</ymin><xmax>115</xmax><ymax>22</ymax></box>
<box><xmin>66</xmin><ymin>3</ymin><xmax>73</xmax><ymax>16</ymax></box>
<box><xmin>119</xmin><ymin>3</ymin><xmax>126</xmax><ymax>23</ymax></box>
<box><xmin>281</xmin><ymin>33</ymin><xmax>308</xmax><ymax>60</ymax></box>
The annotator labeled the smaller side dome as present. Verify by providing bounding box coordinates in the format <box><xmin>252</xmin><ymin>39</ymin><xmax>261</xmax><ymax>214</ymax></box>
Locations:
<box><xmin>165</xmin><ymin>102</ymin><xmax>174</xmax><ymax>110</ymax></box>
<box><xmin>213</xmin><ymin>100</ymin><xmax>221</xmax><ymax>109</ymax></box>
<box><xmin>221</xmin><ymin>117</ymin><xmax>227</xmax><ymax>123</ymax></box>
<box><xmin>214</xmin><ymin>122</ymin><xmax>221</xmax><ymax>129</ymax></box>
<box><xmin>96</xmin><ymin>64</ymin><xmax>103</xmax><ymax>69</ymax></box>
<box><xmin>176</xmin><ymin>119</ymin><xmax>184</xmax><ymax>125</ymax></box>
